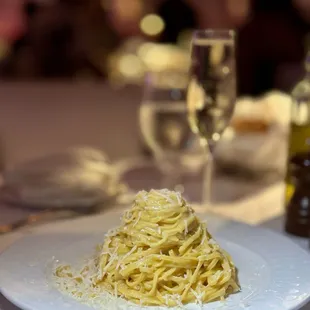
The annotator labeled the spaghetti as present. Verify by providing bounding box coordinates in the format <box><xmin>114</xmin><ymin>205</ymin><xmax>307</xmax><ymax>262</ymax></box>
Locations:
<box><xmin>54</xmin><ymin>189</ymin><xmax>239</xmax><ymax>307</ymax></box>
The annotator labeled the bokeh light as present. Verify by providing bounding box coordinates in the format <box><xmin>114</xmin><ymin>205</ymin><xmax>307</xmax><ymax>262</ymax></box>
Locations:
<box><xmin>118</xmin><ymin>54</ymin><xmax>144</xmax><ymax>78</ymax></box>
<box><xmin>0</xmin><ymin>39</ymin><xmax>9</xmax><ymax>61</ymax></box>
<box><xmin>140</xmin><ymin>14</ymin><xmax>165</xmax><ymax>36</ymax></box>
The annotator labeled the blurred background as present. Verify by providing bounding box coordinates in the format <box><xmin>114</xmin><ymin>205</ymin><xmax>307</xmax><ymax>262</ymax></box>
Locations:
<box><xmin>0</xmin><ymin>0</ymin><xmax>310</xmax><ymax>274</ymax></box>
<box><xmin>0</xmin><ymin>0</ymin><xmax>308</xmax><ymax>203</ymax></box>
<box><xmin>0</xmin><ymin>0</ymin><xmax>309</xmax><ymax>95</ymax></box>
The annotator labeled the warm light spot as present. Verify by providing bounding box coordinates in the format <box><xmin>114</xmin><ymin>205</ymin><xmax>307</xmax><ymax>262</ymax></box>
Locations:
<box><xmin>210</xmin><ymin>43</ymin><xmax>224</xmax><ymax>67</ymax></box>
<box><xmin>140</xmin><ymin>14</ymin><xmax>165</xmax><ymax>36</ymax></box>
<box><xmin>103</xmin><ymin>0</ymin><xmax>143</xmax><ymax>21</ymax></box>
<box><xmin>118</xmin><ymin>54</ymin><xmax>144</xmax><ymax>78</ymax></box>
<box><xmin>142</xmin><ymin>46</ymin><xmax>170</xmax><ymax>71</ymax></box>
<box><xmin>226</xmin><ymin>0</ymin><xmax>250</xmax><ymax>18</ymax></box>
<box><xmin>222</xmin><ymin>66</ymin><xmax>230</xmax><ymax>75</ymax></box>
<box><xmin>212</xmin><ymin>133</ymin><xmax>221</xmax><ymax>141</ymax></box>
<box><xmin>0</xmin><ymin>39</ymin><xmax>9</xmax><ymax>61</ymax></box>
<box><xmin>286</xmin><ymin>183</ymin><xmax>294</xmax><ymax>203</ymax></box>
<box><xmin>137</xmin><ymin>42</ymin><xmax>156</xmax><ymax>59</ymax></box>
<box><xmin>139</xmin><ymin>43</ymin><xmax>189</xmax><ymax>73</ymax></box>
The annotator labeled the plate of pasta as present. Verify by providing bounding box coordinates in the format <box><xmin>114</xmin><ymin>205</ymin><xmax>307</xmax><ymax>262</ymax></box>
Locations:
<box><xmin>0</xmin><ymin>189</ymin><xmax>310</xmax><ymax>310</ymax></box>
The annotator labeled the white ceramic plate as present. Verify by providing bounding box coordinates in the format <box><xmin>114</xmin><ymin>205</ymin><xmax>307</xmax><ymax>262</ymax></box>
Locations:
<box><xmin>0</xmin><ymin>214</ymin><xmax>310</xmax><ymax>310</ymax></box>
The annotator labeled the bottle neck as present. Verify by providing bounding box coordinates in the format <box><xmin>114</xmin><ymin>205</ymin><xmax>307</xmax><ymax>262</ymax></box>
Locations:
<box><xmin>305</xmin><ymin>51</ymin><xmax>310</xmax><ymax>79</ymax></box>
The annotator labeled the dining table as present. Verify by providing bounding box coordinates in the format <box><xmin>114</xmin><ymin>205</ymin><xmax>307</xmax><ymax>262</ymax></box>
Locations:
<box><xmin>0</xmin><ymin>83</ymin><xmax>309</xmax><ymax>310</ymax></box>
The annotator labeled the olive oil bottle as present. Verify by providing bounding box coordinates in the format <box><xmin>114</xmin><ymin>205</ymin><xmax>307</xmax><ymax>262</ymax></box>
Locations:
<box><xmin>285</xmin><ymin>50</ymin><xmax>310</xmax><ymax>237</ymax></box>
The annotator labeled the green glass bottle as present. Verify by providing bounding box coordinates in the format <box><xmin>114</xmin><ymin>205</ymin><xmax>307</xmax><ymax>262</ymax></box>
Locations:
<box><xmin>285</xmin><ymin>49</ymin><xmax>310</xmax><ymax>237</ymax></box>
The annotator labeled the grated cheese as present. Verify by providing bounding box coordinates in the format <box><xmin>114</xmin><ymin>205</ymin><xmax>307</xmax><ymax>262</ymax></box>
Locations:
<box><xmin>101</xmin><ymin>246</ymin><xmax>119</xmax><ymax>277</ymax></box>
<box><xmin>53</xmin><ymin>256</ymin><xmax>190</xmax><ymax>310</ymax></box>
<box><xmin>184</xmin><ymin>220</ymin><xmax>188</xmax><ymax>236</ymax></box>
<box><xmin>175</xmin><ymin>192</ymin><xmax>182</xmax><ymax>205</ymax></box>
<box><xmin>200</xmin><ymin>233</ymin><xmax>206</xmax><ymax>246</ymax></box>
<box><xmin>116</xmin><ymin>246</ymin><xmax>137</xmax><ymax>270</ymax></box>
<box><xmin>132</xmin><ymin>212</ymin><xmax>141</xmax><ymax>228</ymax></box>
<box><xmin>190</xmin><ymin>288</ymin><xmax>204</xmax><ymax>309</ymax></box>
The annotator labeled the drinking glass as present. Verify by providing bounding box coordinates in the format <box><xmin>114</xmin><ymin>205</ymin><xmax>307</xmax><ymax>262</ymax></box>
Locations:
<box><xmin>139</xmin><ymin>70</ymin><xmax>205</xmax><ymax>191</ymax></box>
<box><xmin>187</xmin><ymin>29</ymin><xmax>236</xmax><ymax>204</ymax></box>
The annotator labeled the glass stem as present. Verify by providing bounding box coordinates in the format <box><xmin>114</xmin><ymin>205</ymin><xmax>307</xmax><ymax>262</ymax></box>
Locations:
<box><xmin>201</xmin><ymin>138</ymin><xmax>214</xmax><ymax>207</ymax></box>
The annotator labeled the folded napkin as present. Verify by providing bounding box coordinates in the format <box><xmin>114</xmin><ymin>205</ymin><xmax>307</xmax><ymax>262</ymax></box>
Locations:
<box><xmin>215</xmin><ymin>91</ymin><xmax>291</xmax><ymax>174</ymax></box>
<box><xmin>0</xmin><ymin>147</ymin><xmax>123</xmax><ymax>209</ymax></box>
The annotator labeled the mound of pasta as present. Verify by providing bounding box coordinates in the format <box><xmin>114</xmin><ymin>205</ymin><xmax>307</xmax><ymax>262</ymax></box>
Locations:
<box><xmin>54</xmin><ymin>189</ymin><xmax>239</xmax><ymax>308</ymax></box>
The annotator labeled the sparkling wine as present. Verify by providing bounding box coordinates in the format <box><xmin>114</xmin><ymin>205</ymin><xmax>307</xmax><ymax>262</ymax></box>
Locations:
<box><xmin>187</xmin><ymin>38</ymin><xmax>236</xmax><ymax>145</ymax></box>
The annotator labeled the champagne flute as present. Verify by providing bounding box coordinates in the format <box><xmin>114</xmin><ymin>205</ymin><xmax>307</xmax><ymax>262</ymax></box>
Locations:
<box><xmin>187</xmin><ymin>29</ymin><xmax>236</xmax><ymax>205</ymax></box>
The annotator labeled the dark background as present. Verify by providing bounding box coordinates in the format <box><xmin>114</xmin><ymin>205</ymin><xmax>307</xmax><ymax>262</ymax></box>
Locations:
<box><xmin>0</xmin><ymin>0</ymin><xmax>309</xmax><ymax>96</ymax></box>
